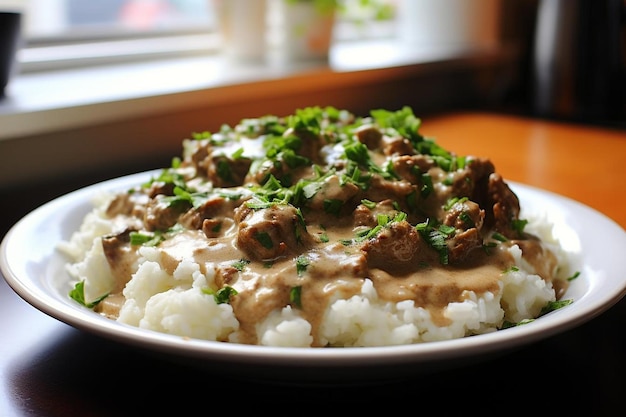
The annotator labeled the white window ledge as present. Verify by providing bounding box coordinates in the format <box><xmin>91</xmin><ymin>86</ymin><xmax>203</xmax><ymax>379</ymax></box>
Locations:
<box><xmin>0</xmin><ymin>39</ymin><xmax>509</xmax><ymax>141</ymax></box>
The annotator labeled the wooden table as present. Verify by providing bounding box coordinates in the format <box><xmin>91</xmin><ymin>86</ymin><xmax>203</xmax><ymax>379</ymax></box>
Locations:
<box><xmin>1</xmin><ymin>112</ymin><xmax>625</xmax><ymax>416</ymax></box>
<box><xmin>423</xmin><ymin>112</ymin><xmax>626</xmax><ymax>229</ymax></box>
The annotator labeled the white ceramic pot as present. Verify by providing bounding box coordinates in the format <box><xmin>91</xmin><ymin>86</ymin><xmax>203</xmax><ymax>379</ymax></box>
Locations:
<box><xmin>271</xmin><ymin>0</ymin><xmax>336</xmax><ymax>62</ymax></box>
<box><xmin>214</xmin><ymin>0</ymin><xmax>269</xmax><ymax>62</ymax></box>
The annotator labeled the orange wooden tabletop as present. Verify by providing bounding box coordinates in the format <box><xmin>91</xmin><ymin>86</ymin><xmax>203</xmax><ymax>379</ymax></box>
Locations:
<box><xmin>420</xmin><ymin>112</ymin><xmax>626</xmax><ymax>230</ymax></box>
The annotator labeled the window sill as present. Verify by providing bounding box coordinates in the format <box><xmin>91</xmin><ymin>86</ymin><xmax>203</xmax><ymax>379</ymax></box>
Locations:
<box><xmin>0</xmin><ymin>39</ymin><xmax>509</xmax><ymax>140</ymax></box>
<box><xmin>0</xmin><ymin>39</ymin><xmax>515</xmax><ymax>189</ymax></box>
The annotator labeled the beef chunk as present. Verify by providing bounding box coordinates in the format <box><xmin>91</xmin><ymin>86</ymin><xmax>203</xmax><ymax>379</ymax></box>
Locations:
<box><xmin>235</xmin><ymin>203</ymin><xmax>313</xmax><ymax>261</ymax></box>
<box><xmin>143</xmin><ymin>195</ymin><xmax>190</xmax><ymax>231</ymax></box>
<box><xmin>443</xmin><ymin>200</ymin><xmax>485</xmax><ymax>263</ymax></box>
<box><xmin>361</xmin><ymin>220</ymin><xmax>428</xmax><ymax>274</ymax></box>
<box><xmin>487</xmin><ymin>173</ymin><xmax>521</xmax><ymax>238</ymax></box>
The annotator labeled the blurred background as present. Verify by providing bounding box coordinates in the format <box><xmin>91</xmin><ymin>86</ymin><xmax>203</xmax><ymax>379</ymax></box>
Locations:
<box><xmin>0</xmin><ymin>0</ymin><xmax>625</xmax><ymax>230</ymax></box>
<box><xmin>4</xmin><ymin>0</ymin><xmax>623</xmax><ymax>121</ymax></box>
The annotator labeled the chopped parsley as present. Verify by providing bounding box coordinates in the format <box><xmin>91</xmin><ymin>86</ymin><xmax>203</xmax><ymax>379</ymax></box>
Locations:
<box><xmin>232</xmin><ymin>258</ymin><xmax>251</xmax><ymax>271</ymax></box>
<box><xmin>290</xmin><ymin>286</ymin><xmax>302</xmax><ymax>308</ymax></box>
<box><xmin>501</xmin><ymin>298</ymin><xmax>574</xmax><ymax>329</ymax></box>
<box><xmin>69</xmin><ymin>281</ymin><xmax>108</xmax><ymax>309</ymax></box>
<box><xmin>491</xmin><ymin>232</ymin><xmax>508</xmax><ymax>242</ymax></box>
<box><xmin>296</xmin><ymin>255</ymin><xmax>310</xmax><ymax>276</ymax></box>
<box><xmin>254</xmin><ymin>231</ymin><xmax>274</xmax><ymax>249</ymax></box>
<box><xmin>512</xmin><ymin>218</ymin><xmax>528</xmax><ymax>235</ymax></box>
<box><xmin>129</xmin><ymin>231</ymin><xmax>164</xmax><ymax>246</ymax></box>
<box><xmin>420</xmin><ymin>173</ymin><xmax>433</xmax><ymax>198</ymax></box>
<box><xmin>162</xmin><ymin>187</ymin><xmax>209</xmax><ymax>209</ymax></box>
<box><xmin>129</xmin><ymin>224</ymin><xmax>184</xmax><ymax>246</ymax></box>
<box><xmin>567</xmin><ymin>271</ymin><xmax>581</xmax><ymax>281</ymax></box>
<box><xmin>203</xmin><ymin>286</ymin><xmax>238</xmax><ymax>304</ymax></box>
<box><xmin>323</xmin><ymin>198</ymin><xmax>343</xmax><ymax>215</ymax></box>
<box><xmin>415</xmin><ymin>220</ymin><xmax>455</xmax><ymax>265</ymax></box>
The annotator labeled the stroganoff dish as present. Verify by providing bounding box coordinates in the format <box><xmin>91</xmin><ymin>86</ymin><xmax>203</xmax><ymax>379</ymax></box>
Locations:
<box><xmin>60</xmin><ymin>106</ymin><xmax>574</xmax><ymax>347</ymax></box>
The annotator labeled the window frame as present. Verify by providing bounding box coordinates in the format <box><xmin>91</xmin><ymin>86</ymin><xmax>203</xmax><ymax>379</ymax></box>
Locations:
<box><xmin>14</xmin><ymin>0</ymin><xmax>398</xmax><ymax>73</ymax></box>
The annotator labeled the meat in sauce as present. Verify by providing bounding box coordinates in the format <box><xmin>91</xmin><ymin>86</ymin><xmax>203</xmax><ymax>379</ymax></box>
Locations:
<box><xmin>90</xmin><ymin>106</ymin><xmax>566</xmax><ymax>345</ymax></box>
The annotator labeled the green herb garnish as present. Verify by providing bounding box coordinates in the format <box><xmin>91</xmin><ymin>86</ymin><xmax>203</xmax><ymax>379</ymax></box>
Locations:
<box><xmin>69</xmin><ymin>281</ymin><xmax>108</xmax><ymax>309</ymax></box>
<box><xmin>290</xmin><ymin>286</ymin><xmax>302</xmax><ymax>308</ymax></box>
<box><xmin>202</xmin><ymin>286</ymin><xmax>238</xmax><ymax>304</ymax></box>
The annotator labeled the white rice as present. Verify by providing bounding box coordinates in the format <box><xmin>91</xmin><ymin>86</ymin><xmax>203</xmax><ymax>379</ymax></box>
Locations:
<box><xmin>59</xmin><ymin>193</ymin><xmax>570</xmax><ymax>347</ymax></box>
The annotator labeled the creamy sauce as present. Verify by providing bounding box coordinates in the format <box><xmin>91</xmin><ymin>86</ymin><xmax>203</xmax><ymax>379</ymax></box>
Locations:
<box><xmin>90</xmin><ymin>107</ymin><xmax>567</xmax><ymax>345</ymax></box>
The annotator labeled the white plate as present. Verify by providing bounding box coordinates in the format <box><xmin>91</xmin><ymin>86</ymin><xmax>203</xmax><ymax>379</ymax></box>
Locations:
<box><xmin>2</xmin><ymin>171</ymin><xmax>626</xmax><ymax>384</ymax></box>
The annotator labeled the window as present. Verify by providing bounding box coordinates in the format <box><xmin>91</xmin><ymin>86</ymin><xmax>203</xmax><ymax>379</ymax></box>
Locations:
<box><xmin>4</xmin><ymin>0</ymin><xmax>216</xmax><ymax>71</ymax></box>
<box><xmin>5</xmin><ymin>0</ymin><xmax>397</xmax><ymax>72</ymax></box>
<box><xmin>25</xmin><ymin>0</ymin><xmax>214</xmax><ymax>39</ymax></box>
